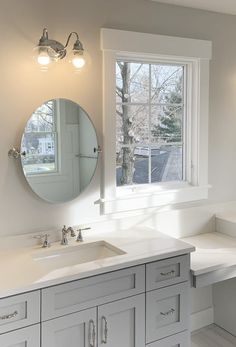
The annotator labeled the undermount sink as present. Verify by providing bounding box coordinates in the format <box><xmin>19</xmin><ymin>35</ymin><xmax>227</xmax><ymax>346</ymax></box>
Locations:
<box><xmin>33</xmin><ymin>241</ymin><xmax>126</xmax><ymax>271</ymax></box>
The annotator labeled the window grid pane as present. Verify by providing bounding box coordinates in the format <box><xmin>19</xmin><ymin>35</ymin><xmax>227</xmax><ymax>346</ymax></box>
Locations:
<box><xmin>116</xmin><ymin>61</ymin><xmax>185</xmax><ymax>186</ymax></box>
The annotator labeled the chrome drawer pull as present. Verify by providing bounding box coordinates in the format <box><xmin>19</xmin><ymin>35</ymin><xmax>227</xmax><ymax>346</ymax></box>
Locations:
<box><xmin>160</xmin><ymin>308</ymin><xmax>175</xmax><ymax>316</ymax></box>
<box><xmin>0</xmin><ymin>310</ymin><xmax>18</xmax><ymax>320</ymax></box>
<box><xmin>160</xmin><ymin>270</ymin><xmax>175</xmax><ymax>276</ymax></box>
<box><xmin>101</xmin><ymin>316</ymin><xmax>108</xmax><ymax>344</ymax></box>
<box><xmin>88</xmin><ymin>319</ymin><xmax>95</xmax><ymax>347</ymax></box>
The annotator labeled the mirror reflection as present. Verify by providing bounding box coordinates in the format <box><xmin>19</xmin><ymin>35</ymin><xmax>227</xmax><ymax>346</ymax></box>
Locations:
<box><xmin>21</xmin><ymin>99</ymin><xmax>98</xmax><ymax>203</ymax></box>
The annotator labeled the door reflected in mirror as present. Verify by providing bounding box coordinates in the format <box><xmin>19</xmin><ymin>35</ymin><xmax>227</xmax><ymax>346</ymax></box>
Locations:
<box><xmin>21</xmin><ymin>99</ymin><xmax>98</xmax><ymax>203</ymax></box>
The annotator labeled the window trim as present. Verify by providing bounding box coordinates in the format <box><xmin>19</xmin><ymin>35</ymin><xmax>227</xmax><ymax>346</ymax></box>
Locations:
<box><xmin>101</xmin><ymin>28</ymin><xmax>212</xmax><ymax>214</ymax></box>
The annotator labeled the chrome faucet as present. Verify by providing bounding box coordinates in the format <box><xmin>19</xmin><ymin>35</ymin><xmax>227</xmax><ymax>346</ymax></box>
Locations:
<box><xmin>34</xmin><ymin>234</ymin><xmax>50</xmax><ymax>248</ymax></box>
<box><xmin>76</xmin><ymin>227</ymin><xmax>91</xmax><ymax>242</ymax></box>
<box><xmin>61</xmin><ymin>225</ymin><xmax>76</xmax><ymax>245</ymax></box>
<box><xmin>61</xmin><ymin>225</ymin><xmax>69</xmax><ymax>245</ymax></box>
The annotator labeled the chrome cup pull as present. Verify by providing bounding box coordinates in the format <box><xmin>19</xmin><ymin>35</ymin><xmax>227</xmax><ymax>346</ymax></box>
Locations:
<box><xmin>101</xmin><ymin>316</ymin><xmax>108</xmax><ymax>344</ymax></box>
<box><xmin>89</xmin><ymin>319</ymin><xmax>96</xmax><ymax>347</ymax></box>
<box><xmin>0</xmin><ymin>310</ymin><xmax>18</xmax><ymax>320</ymax></box>
<box><xmin>160</xmin><ymin>308</ymin><xmax>175</xmax><ymax>317</ymax></box>
<box><xmin>160</xmin><ymin>270</ymin><xmax>175</xmax><ymax>276</ymax></box>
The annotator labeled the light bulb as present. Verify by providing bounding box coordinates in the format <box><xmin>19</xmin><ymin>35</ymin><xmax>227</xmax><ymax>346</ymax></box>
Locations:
<box><xmin>33</xmin><ymin>45</ymin><xmax>59</xmax><ymax>71</ymax></box>
<box><xmin>67</xmin><ymin>49</ymin><xmax>90</xmax><ymax>72</ymax></box>
<box><xmin>37</xmin><ymin>52</ymin><xmax>51</xmax><ymax>66</ymax></box>
<box><xmin>72</xmin><ymin>55</ymin><xmax>86</xmax><ymax>69</ymax></box>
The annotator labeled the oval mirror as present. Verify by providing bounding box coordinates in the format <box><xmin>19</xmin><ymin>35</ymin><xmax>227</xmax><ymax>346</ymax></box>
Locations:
<box><xmin>21</xmin><ymin>98</ymin><xmax>99</xmax><ymax>203</ymax></box>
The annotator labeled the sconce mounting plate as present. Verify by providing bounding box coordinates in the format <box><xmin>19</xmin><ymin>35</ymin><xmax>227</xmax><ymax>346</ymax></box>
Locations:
<box><xmin>45</xmin><ymin>39</ymin><xmax>66</xmax><ymax>60</ymax></box>
<box><xmin>8</xmin><ymin>147</ymin><xmax>26</xmax><ymax>159</ymax></box>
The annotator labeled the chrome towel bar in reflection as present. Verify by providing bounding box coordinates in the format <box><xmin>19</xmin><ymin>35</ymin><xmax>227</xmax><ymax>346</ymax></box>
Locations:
<box><xmin>79</xmin><ymin>155</ymin><xmax>98</xmax><ymax>159</ymax></box>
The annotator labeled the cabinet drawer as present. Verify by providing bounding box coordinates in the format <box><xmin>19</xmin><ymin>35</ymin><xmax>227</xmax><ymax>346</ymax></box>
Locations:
<box><xmin>0</xmin><ymin>324</ymin><xmax>40</xmax><ymax>347</ymax></box>
<box><xmin>146</xmin><ymin>282</ymin><xmax>189</xmax><ymax>343</ymax></box>
<box><xmin>42</xmin><ymin>265</ymin><xmax>145</xmax><ymax>320</ymax></box>
<box><xmin>146</xmin><ymin>330</ymin><xmax>189</xmax><ymax>347</ymax></box>
<box><xmin>0</xmin><ymin>291</ymin><xmax>40</xmax><ymax>334</ymax></box>
<box><xmin>146</xmin><ymin>255</ymin><xmax>189</xmax><ymax>291</ymax></box>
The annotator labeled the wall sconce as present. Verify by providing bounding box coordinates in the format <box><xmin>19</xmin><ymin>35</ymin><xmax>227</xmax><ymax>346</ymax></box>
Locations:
<box><xmin>33</xmin><ymin>28</ymin><xmax>88</xmax><ymax>71</ymax></box>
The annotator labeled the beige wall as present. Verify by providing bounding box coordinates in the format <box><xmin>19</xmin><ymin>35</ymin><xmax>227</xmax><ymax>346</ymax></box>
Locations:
<box><xmin>1</xmin><ymin>0</ymin><xmax>236</xmax><ymax>235</ymax></box>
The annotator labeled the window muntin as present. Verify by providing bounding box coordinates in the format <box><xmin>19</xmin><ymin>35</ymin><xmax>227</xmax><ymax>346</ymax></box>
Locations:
<box><xmin>116</xmin><ymin>60</ymin><xmax>185</xmax><ymax>187</ymax></box>
<box><xmin>22</xmin><ymin>100</ymin><xmax>58</xmax><ymax>175</ymax></box>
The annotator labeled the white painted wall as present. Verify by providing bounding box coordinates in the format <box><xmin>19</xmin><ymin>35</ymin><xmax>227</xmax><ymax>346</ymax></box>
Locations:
<box><xmin>1</xmin><ymin>0</ymin><xmax>236</xmax><ymax>235</ymax></box>
<box><xmin>1</xmin><ymin>0</ymin><xmax>236</xmax><ymax>322</ymax></box>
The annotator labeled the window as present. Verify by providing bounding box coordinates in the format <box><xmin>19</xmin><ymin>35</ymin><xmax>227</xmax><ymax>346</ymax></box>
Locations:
<box><xmin>22</xmin><ymin>100</ymin><xmax>58</xmax><ymax>175</ymax></box>
<box><xmin>116</xmin><ymin>60</ymin><xmax>185</xmax><ymax>187</ymax></box>
<box><xmin>101</xmin><ymin>29</ymin><xmax>212</xmax><ymax>213</ymax></box>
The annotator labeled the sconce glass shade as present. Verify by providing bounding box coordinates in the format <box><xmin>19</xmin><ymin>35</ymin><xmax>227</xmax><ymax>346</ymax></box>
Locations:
<box><xmin>33</xmin><ymin>45</ymin><xmax>59</xmax><ymax>71</ymax></box>
<box><xmin>67</xmin><ymin>49</ymin><xmax>90</xmax><ymax>72</ymax></box>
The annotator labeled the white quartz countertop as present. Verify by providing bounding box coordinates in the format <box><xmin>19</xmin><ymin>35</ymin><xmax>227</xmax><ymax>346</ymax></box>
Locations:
<box><xmin>0</xmin><ymin>227</ymin><xmax>194</xmax><ymax>298</ymax></box>
<box><xmin>182</xmin><ymin>232</ymin><xmax>236</xmax><ymax>276</ymax></box>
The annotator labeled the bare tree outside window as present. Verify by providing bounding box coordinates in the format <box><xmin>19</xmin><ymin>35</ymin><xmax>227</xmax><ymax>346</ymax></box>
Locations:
<box><xmin>116</xmin><ymin>61</ymin><xmax>185</xmax><ymax>186</ymax></box>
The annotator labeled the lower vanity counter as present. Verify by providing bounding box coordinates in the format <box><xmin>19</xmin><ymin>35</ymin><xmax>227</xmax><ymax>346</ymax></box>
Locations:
<box><xmin>182</xmin><ymin>231</ymin><xmax>236</xmax><ymax>287</ymax></box>
<box><xmin>0</xmin><ymin>227</ymin><xmax>195</xmax><ymax>347</ymax></box>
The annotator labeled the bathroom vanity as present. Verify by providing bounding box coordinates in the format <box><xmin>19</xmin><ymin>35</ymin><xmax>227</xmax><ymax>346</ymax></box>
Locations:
<box><xmin>0</xmin><ymin>228</ymin><xmax>194</xmax><ymax>347</ymax></box>
<box><xmin>4</xmin><ymin>96</ymin><xmax>196</xmax><ymax>347</ymax></box>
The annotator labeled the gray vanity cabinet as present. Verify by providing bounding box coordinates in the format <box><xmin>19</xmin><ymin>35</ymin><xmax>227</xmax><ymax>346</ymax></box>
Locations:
<box><xmin>147</xmin><ymin>331</ymin><xmax>189</xmax><ymax>347</ymax></box>
<box><xmin>42</xmin><ymin>308</ymin><xmax>97</xmax><ymax>347</ymax></box>
<box><xmin>41</xmin><ymin>265</ymin><xmax>146</xmax><ymax>347</ymax></box>
<box><xmin>0</xmin><ymin>254</ymin><xmax>190</xmax><ymax>347</ymax></box>
<box><xmin>41</xmin><ymin>265</ymin><xmax>145</xmax><ymax>321</ymax></box>
<box><xmin>42</xmin><ymin>294</ymin><xmax>145</xmax><ymax>347</ymax></box>
<box><xmin>146</xmin><ymin>283</ymin><xmax>189</xmax><ymax>343</ymax></box>
<box><xmin>0</xmin><ymin>291</ymin><xmax>40</xmax><ymax>335</ymax></box>
<box><xmin>97</xmin><ymin>294</ymin><xmax>145</xmax><ymax>347</ymax></box>
<box><xmin>0</xmin><ymin>324</ymin><xmax>40</xmax><ymax>347</ymax></box>
<box><xmin>0</xmin><ymin>291</ymin><xmax>40</xmax><ymax>347</ymax></box>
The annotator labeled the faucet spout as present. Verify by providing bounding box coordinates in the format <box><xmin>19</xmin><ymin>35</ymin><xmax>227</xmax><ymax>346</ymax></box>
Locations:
<box><xmin>67</xmin><ymin>226</ymin><xmax>76</xmax><ymax>237</ymax></box>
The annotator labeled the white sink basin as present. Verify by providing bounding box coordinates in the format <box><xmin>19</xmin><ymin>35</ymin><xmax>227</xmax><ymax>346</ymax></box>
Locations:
<box><xmin>33</xmin><ymin>241</ymin><xmax>126</xmax><ymax>271</ymax></box>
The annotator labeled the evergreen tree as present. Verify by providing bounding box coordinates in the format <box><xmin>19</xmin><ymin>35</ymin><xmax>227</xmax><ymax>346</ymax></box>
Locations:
<box><xmin>152</xmin><ymin>77</ymin><xmax>182</xmax><ymax>143</ymax></box>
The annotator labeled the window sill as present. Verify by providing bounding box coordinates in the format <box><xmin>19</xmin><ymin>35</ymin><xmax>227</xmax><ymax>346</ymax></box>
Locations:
<box><xmin>101</xmin><ymin>184</ymin><xmax>210</xmax><ymax>214</ymax></box>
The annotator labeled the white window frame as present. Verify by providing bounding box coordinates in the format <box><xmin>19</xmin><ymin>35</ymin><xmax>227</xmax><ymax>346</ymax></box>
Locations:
<box><xmin>101</xmin><ymin>28</ymin><xmax>212</xmax><ymax>214</ymax></box>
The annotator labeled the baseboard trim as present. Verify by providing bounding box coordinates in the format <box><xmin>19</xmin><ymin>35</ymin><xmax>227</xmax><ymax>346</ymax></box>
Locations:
<box><xmin>191</xmin><ymin>307</ymin><xmax>214</xmax><ymax>332</ymax></box>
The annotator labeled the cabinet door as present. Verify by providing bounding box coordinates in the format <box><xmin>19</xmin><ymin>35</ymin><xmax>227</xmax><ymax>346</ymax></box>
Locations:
<box><xmin>98</xmin><ymin>294</ymin><xmax>145</xmax><ymax>347</ymax></box>
<box><xmin>0</xmin><ymin>324</ymin><xmax>40</xmax><ymax>347</ymax></box>
<box><xmin>42</xmin><ymin>308</ymin><xmax>96</xmax><ymax>347</ymax></box>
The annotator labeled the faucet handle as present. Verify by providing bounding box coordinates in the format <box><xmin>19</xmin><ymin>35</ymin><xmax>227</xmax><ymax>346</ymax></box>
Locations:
<box><xmin>33</xmin><ymin>234</ymin><xmax>50</xmax><ymax>248</ymax></box>
<box><xmin>76</xmin><ymin>227</ymin><xmax>91</xmax><ymax>242</ymax></box>
<box><xmin>67</xmin><ymin>226</ymin><xmax>76</xmax><ymax>237</ymax></box>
